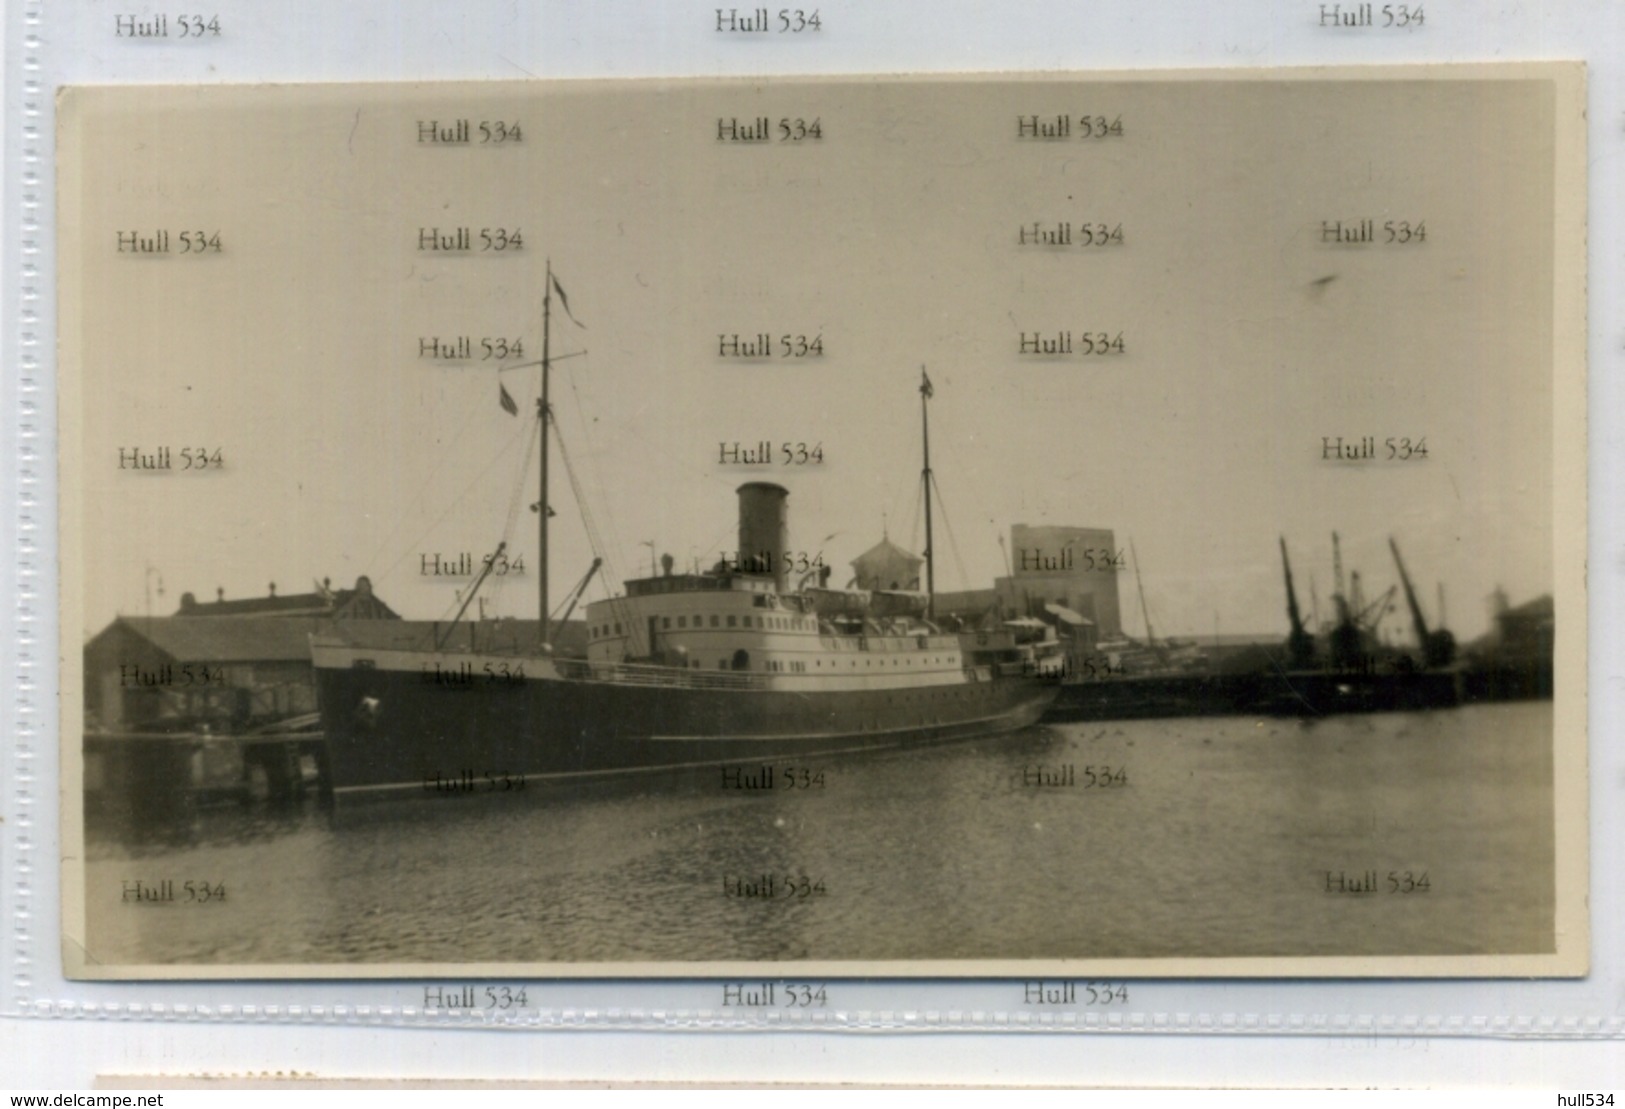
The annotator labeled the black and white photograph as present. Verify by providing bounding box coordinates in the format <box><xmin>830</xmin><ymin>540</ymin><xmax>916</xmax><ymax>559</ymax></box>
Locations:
<box><xmin>57</xmin><ymin>67</ymin><xmax>1586</xmax><ymax>978</ymax></box>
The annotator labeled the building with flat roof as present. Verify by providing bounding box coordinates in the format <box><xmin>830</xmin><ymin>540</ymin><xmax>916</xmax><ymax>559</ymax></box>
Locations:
<box><xmin>1000</xmin><ymin>524</ymin><xmax>1124</xmax><ymax>639</ymax></box>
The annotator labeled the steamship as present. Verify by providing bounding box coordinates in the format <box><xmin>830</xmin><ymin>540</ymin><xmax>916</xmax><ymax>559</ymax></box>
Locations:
<box><xmin>310</xmin><ymin>267</ymin><xmax>1061</xmax><ymax>800</ymax></box>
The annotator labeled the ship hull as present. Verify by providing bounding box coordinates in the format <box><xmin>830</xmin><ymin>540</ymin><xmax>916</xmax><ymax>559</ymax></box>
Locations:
<box><xmin>1046</xmin><ymin>667</ymin><xmax>1463</xmax><ymax>722</ymax></box>
<box><xmin>315</xmin><ymin>657</ymin><xmax>1056</xmax><ymax>800</ymax></box>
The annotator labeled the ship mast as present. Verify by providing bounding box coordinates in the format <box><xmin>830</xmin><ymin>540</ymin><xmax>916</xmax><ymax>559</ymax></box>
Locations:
<box><xmin>538</xmin><ymin>259</ymin><xmax>553</xmax><ymax>638</ymax></box>
<box><xmin>1131</xmin><ymin>537</ymin><xmax>1155</xmax><ymax>647</ymax></box>
<box><xmin>920</xmin><ymin>367</ymin><xmax>935</xmax><ymax>620</ymax></box>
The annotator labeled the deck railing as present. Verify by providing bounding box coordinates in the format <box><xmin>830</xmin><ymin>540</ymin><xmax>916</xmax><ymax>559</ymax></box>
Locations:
<box><xmin>550</xmin><ymin>657</ymin><xmax>772</xmax><ymax>691</ymax></box>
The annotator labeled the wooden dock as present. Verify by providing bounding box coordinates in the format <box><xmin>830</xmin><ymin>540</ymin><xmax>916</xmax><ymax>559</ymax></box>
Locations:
<box><xmin>84</xmin><ymin>721</ymin><xmax>329</xmax><ymax>825</ymax></box>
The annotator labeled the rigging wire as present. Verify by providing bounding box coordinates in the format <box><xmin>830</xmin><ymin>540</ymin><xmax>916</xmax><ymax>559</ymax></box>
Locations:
<box><xmin>356</xmin><ymin>384</ymin><xmax>495</xmax><ymax>581</ymax></box>
<box><xmin>694</xmin><ymin>522</ymin><xmax>737</xmax><ymax>571</ymax></box>
<box><xmin>550</xmin><ymin>410</ymin><xmax>644</xmax><ymax>650</ymax></box>
<box><xmin>882</xmin><ymin>457</ymin><xmax>916</xmax><ymax>550</ymax></box>
<box><xmin>916</xmin><ymin>387</ymin><xmax>1001</xmax><ymax>595</ymax></box>
<box><xmin>559</xmin><ymin>351</ymin><xmax>632</xmax><ymax>590</ymax></box>
<box><xmin>928</xmin><ymin>471</ymin><xmax>973</xmax><ymax>593</ymax></box>
<box><xmin>372</xmin><ymin>406</ymin><xmax>537</xmax><ymax>604</ymax></box>
<box><xmin>548</xmin><ymin>415</ymin><xmax>603</xmax><ymax>566</ymax></box>
<box><xmin>481</xmin><ymin>413</ymin><xmax>542</xmax><ymax>615</ymax></box>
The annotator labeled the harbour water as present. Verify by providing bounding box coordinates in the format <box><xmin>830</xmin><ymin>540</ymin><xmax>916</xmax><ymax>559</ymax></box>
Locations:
<box><xmin>83</xmin><ymin>702</ymin><xmax>1554</xmax><ymax>967</ymax></box>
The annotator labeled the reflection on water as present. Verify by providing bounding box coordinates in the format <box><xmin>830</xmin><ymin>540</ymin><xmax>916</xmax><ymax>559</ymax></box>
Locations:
<box><xmin>83</xmin><ymin>703</ymin><xmax>1556</xmax><ymax>966</ymax></box>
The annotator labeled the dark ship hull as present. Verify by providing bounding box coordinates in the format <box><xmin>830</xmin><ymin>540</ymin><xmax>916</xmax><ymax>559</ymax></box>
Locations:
<box><xmin>315</xmin><ymin>647</ymin><xmax>1057</xmax><ymax>801</ymax></box>
<box><xmin>1045</xmin><ymin>667</ymin><xmax>1462</xmax><ymax>723</ymax></box>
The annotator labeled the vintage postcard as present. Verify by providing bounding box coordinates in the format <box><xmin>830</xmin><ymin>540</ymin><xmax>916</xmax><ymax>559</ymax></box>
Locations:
<box><xmin>58</xmin><ymin>66</ymin><xmax>1586</xmax><ymax>979</ymax></box>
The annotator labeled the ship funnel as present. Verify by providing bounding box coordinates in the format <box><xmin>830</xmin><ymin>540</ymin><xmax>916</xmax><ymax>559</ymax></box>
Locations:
<box><xmin>736</xmin><ymin>482</ymin><xmax>789</xmax><ymax>592</ymax></box>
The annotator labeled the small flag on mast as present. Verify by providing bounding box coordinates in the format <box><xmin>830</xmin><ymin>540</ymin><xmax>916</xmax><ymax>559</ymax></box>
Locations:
<box><xmin>551</xmin><ymin>272</ymin><xmax>585</xmax><ymax>328</ymax></box>
<box><xmin>499</xmin><ymin>382</ymin><xmax>519</xmax><ymax>416</ymax></box>
<box><xmin>920</xmin><ymin>368</ymin><xmax>934</xmax><ymax>398</ymax></box>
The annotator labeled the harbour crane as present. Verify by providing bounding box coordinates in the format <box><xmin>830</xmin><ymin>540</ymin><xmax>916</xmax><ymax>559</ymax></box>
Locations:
<box><xmin>1389</xmin><ymin>537</ymin><xmax>1456</xmax><ymax>668</ymax></box>
<box><xmin>1279</xmin><ymin>537</ymin><xmax>1316</xmax><ymax>669</ymax></box>
<box><xmin>1326</xmin><ymin>531</ymin><xmax>1367</xmax><ymax>670</ymax></box>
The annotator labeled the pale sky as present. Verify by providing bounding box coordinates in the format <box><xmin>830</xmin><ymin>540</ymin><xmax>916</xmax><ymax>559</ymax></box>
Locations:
<box><xmin>61</xmin><ymin>74</ymin><xmax>1565</xmax><ymax>643</ymax></box>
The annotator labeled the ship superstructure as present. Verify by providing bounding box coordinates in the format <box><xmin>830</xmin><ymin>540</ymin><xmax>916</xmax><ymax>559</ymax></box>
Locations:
<box><xmin>312</xmin><ymin>481</ymin><xmax>1055</xmax><ymax>799</ymax></box>
<box><xmin>584</xmin><ymin>483</ymin><xmax>971</xmax><ymax>691</ymax></box>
